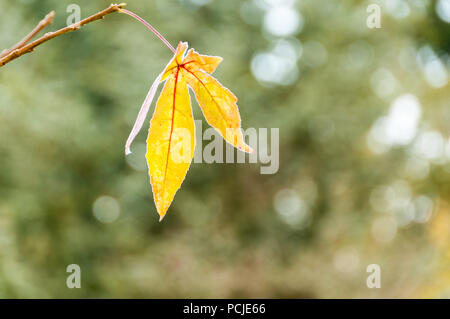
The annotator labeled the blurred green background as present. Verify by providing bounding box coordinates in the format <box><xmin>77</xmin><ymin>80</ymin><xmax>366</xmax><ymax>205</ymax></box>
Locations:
<box><xmin>0</xmin><ymin>0</ymin><xmax>449</xmax><ymax>298</ymax></box>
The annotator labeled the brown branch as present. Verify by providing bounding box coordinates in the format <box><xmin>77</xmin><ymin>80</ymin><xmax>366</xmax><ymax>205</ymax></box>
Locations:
<box><xmin>0</xmin><ymin>3</ymin><xmax>126</xmax><ymax>68</ymax></box>
<box><xmin>0</xmin><ymin>11</ymin><xmax>55</xmax><ymax>59</ymax></box>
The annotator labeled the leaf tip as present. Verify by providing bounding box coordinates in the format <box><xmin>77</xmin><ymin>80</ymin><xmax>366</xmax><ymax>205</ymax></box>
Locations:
<box><xmin>238</xmin><ymin>144</ymin><xmax>254</xmax><ymax>154</ymax></box>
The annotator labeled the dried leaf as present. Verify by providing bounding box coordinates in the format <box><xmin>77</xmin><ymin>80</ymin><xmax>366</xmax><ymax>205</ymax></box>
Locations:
<box><xmin>125</xmin><ymin>71</ymin><xmax>164</xmax><ymax>155</ymax></box>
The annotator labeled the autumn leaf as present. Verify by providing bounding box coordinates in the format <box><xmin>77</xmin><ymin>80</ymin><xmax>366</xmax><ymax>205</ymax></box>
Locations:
<box><xmin>126</xmin><ymin>42</ymin><xmax>252</xmax><ymax>220</ymax></box>
<box><xmin>183</xmin><ymin>53</ymin><xmax>252</xmax><ymax>154</ymax></box>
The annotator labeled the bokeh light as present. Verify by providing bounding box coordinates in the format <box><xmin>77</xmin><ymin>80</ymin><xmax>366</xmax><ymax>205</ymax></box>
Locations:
<box><xmin>93</xmin><ymin>196</ymin><xmax>121</xmax><ymax>223</ymax></box>
<box><xmin>436</xmin><ymin>0</ymin><xmax>450</xmax><ymax>23</ymax></box>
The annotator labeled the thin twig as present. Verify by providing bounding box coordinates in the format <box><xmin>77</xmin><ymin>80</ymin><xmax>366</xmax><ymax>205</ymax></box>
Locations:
<box><xmin>0</xmin><ymin>11</ymin><xmax>55</xmax><ymax>58</ymax></box>
<box><xmin>0</xmin><ymin>3</ymin><xmax>127</xmax><ymax>68</ymax></box>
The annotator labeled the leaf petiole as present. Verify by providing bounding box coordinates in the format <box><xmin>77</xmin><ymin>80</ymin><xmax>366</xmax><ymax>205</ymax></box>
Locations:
<box><xmin>119</xmin><ymin>9</ymin><xmax>176</xmax><ymax>54</ymax></box>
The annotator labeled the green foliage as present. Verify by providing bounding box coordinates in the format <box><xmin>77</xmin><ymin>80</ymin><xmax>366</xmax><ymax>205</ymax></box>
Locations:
<box><xmin>0</xmin><ymin>0</ymin><xmax>449</xmax><ymax>297</ymax></box>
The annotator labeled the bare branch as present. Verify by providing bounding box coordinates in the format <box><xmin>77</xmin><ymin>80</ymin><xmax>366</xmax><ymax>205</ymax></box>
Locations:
<box><xmin>0</xmin><ymin>3</ymin><xmax>126</xmax><ymax>68</ymax></box>
<box><xmin>0</xmin><ymin>11</ymin><xmax>55</xmax><ymax>59</ymax></box>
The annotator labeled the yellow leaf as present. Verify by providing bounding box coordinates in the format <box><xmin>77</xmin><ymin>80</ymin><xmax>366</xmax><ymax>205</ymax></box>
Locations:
<box><xmin>135</xmin><ymin>42</ymin><xmax>252</xmax><ymax>220</ymax></box>
<box><xmin>146</xmin><ymin>44</ymin><xmax>195</xmax><ymax>220</ymax></box>
<box><xmin>182</xmin><ymin>65</ymin><xmax>253</xmax><ymax>153</ymax></box>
